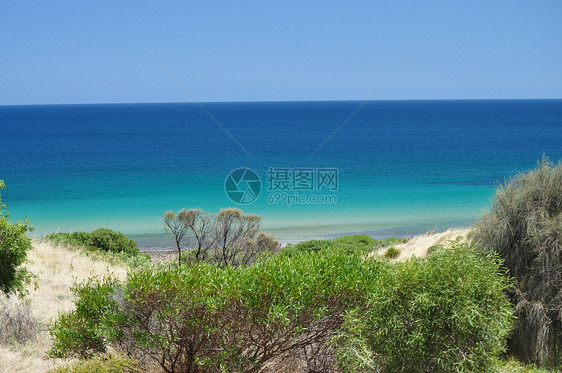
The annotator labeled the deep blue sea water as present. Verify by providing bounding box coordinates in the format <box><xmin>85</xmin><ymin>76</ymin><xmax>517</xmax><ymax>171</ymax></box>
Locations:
<box><xmin>1</xmin><ymin>100</ymin><xmax>561</xmax><ymax>247</ymax></box>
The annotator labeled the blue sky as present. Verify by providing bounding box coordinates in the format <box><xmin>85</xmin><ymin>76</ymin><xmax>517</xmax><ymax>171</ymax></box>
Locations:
<box><xmin>1</xmin><ymin>1</ymin><xmax>560</xmax><ymax>105</ymax></box>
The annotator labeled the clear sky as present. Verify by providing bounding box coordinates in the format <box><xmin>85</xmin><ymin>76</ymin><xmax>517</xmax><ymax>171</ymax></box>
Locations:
<box><xmin>1</xmin><ymin>1</ymin><xmax>561</xmax><ymax>105</ymax></box>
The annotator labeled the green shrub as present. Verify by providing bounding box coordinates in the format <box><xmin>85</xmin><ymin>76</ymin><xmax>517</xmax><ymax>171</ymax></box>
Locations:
<box><xmin>50</xmin><ymin>248</ymin><xmax>384</xmax><ymax>372</ymax></box>
<box><xmin>49</xmin><ymin>277</ymin><xmax>123</xmax><ymax>359</ymax></box>
<box><xmin>281</xmin><ymin>239</ymin><xmax>332</xmax><ymax>256</ymax></box>
<box><xmin>46</xmin><ymin>229</ymin><xmax>139</xmax><ymax>256</ymax></box>
<box><xmin>472</xmin><ymin>157</ymin><xmax>562</xmax><ymax>367</ymax></box>
<box><xmin>336</xmin><ymin>241</ymin><xmax>514</xmax><ymax>372</ymax></box>
<box><xmin>333</xmin><ymin>234</ymin><xmax>376</xmax><ymax>248</ymax></box>
<box><xmin>371</xmin><ymin>236</ymin><xmax>408</xmax><ymax>249</ymax></box>
<box><xmin>383</xmin><ymin>246</ymin><xmax>400</xmax><ymax>259</ymax></box>
<box><xmin>109</xmin><ymin>251</ymin><xmax>151</xmax><ymax>269</ymax></box>
<box><xmin>427</xmin><ymin>244</ymin><xmax>445</xmax><ymax>255</ymax></box>
<box><xmin>494</xmin><ymin>359</ymin><xmax>552</xmax><ymax>373</ymax></box>
<box><xmin>0</xmin><ymin>180</ymin><xmax>33</xmax><ymax>295</ymax></box>
<box><xmin>46</xmin><ymin>231</ymin><xmax>92</xmax><ymax>247</ymax></box>
<box><xmin>282</xmin><ymin>235</ymin><xmax>407</xmax><ymax>257</ymax></box>
<box><xmin>89</xmin><ymin>228</ymin><xmax>138</xmax><ymax>255</ymax></box>
<box><xmin>47</xmin><ymin>354</ymin><xmax>141</xmax><ymax>373</ymax></box>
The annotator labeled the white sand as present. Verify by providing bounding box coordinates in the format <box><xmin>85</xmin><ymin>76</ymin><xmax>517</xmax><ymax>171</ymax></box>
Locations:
<box><xmin>372</xmin><ymin>228</ymin><xmax>471</xmax><ymax>261</ymax></box>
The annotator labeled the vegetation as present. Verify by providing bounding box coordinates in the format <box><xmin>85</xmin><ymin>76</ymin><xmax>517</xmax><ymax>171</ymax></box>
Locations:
<box><xmin>7</xmin><ymin>159</ymin><xmax>561</xmax><ymax>371</ymax></box>
<box><xmin>281</xmin><ymin>238</ymin><xmax>332</xmax><ymax>255</ymax></box>
<box><xmin>47</xmin><ymin>354</ymin><xmax>141</xmax><ymax>373</ymax></box>
<box><xmin>472</xmin><ymin>157</ymin><xmax>562</xmax><ymax>368</ymax></box>
<box><xmin>163</xmin><ymin>208</ymin><xmax>280</xmax><ymax>266</ymax></box>
<box><xmin>495</xmin><ymin>359</ymin><xmax>552</xmax><ymax>373</ymax></box>
<box><xmin>0</xmin><ymin>180</ymin><xmax>33</xmax><ymax>296</ymax></box>
<box><xmin>50</xmin><ymin>247</ymin><xmax>383</xmax><ymax>372</ymax></box>
<box><xmin>49</xmin><ymin>277</ymin><xmax>123</xmax><ymax>359</ymax></box>
<box><xmin>281</xmin><ymin>234</ymin><xmax>406</xmax><ymax>257</ymax></box>
<box><xmin>0</xmin><ymin>293</ymin><xmax>38</xmax><ymax>345</ymax></box>
<box><xmin>46</xmin><ymin>228</ymin><xmax>139</xmax><ymax>256</ymax></box>
<box><xmin>336</xmin><ymin>241</ymin><xmax>514</xmax><ymax>372</ymax></box>
<box><xmin>383</xmin><ymin>246</ymin><xmax>400</xmax><ymax>259</ymax></box>
<box><xmin>49</xmin><ymin>236</ymin><xmax>518</xmax><ymax>372</ymax></box>
<box><xmin>427</xmin><ymin>243</ymin><xmax>445</xmax><ymax>255</ymax></box>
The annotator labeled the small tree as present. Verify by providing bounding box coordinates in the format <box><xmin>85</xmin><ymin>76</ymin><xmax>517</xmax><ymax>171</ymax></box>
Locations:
<box><xmin>163</xmin><ymin>208</ymin><xmax>279</xmax><ymax>267</ymax></box>
<box><xmin>0</xmin><ymin>180</ymin><xmax>33</xmax><ymax>296</ymax></box>
<box><xmin>472</xmin><ymin>157</ymin><xmax>562</xmax><ymax>367</ymax></box>
<box><xmin>183</xmin><ymin>208</ymin><xmax>216</xmax><ymax>261</ymax></box>
<box><xmin>214</xmin><ymin>208</ymin><xmax>262</xmax><ymax>267</ymax></box>
<box><xmin>162</xmin><ymin>209</ymin><xmax>190</xmax><ymax>265</ymax></box>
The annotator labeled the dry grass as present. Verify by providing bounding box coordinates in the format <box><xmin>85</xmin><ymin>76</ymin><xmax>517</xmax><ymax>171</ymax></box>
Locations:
<box><xmin>372</xmin><ymin>228</ymin><xmax>471</xmax><ymax>261</ymax></box>
<box><xmin>0</xmin><ymin>240</ymin><xmax>127</xmax><ymax>373</ymax></box>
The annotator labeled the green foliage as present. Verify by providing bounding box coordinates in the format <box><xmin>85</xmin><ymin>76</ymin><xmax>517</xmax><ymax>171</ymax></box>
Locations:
<box><xmin>89</xmin><ymin>228</ymin><xmax>138</xmax><ymax>255</ymax></box>
<box><xmin>336</xmin><ymin>241</ymin><xmax>514</xmax><ymax>372</ymax></box>
<box><xmin>282</xmin><ymin>235</ymin><xmax>407</xmax><ymax>257</ymax></box>
<box><xmin>333</xmin><ymin>234</ymin><xmax>377</xmax><ymax>247</ymax></box>
<box><xmin>472</xmin><ymin>157</ymin><xmax>562</xmax><ymax>367</ymax></box>
<box><xmin>80</xmin><ymin>245</ymin><xmax>151</xmax><ymax>270</ymax></box>
<box><xmin>281</xmin><ymin>239</ymin><xmax>332</xmax><ymax>256</ymax></box>
<box><xmin>0</xmin><ymin>180</ymin><xmax>33</xmax><ymax>295</ymax></box>
<box><xmin>427</xmin><ymin>244</ymin><xmax>445</xmax><ymax>255</ymax></box>
<box><xmin>0</xmin><ymin>179</ymin><xmax>5</xmax><ymax>211</ymax></box>
<box><xmin>383</xmin><ymin>246</ymin><xmax>400</xmax><ymax>259</ymax></box>
<box><xmin>49</xmin><ymin>234</ymin><xmax>516</xmax><ymax>372</ymax></box>
<box><xmin>50</xmin><ymin>247</ymin><xmax>383</xmax><ymax>372</ymax></box>
<box><xmin>46</xmin><ymin>229</ymin><xmax>139</xmax><ymax>256</ymax></box>
<box><xmin>494</xmin><ymin>359</ymin><xmax>553</xmax><ymax>373</ymax></box>
<box><xmin>47</xmin><ymin>354</ymin><xmax>141</xmax><ymax>373</ymax></box>
<box><xmin>371</xmin><ymin>236</ymin><xmax>408</xmax><ymax>249</ymax></box>
<box><xmin>46</xmin><ymin>231</ymin><xmax>92</xmax><ymax>247</ymax></box>
<box><xmin>49</xmin><ymin>277</ymin><xmax>123</xmax><ymax>359</ymax></box>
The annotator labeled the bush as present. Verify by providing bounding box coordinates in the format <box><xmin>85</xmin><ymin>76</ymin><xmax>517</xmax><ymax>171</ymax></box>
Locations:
<box><xmin>427</xmin><ymin>244</ymin><xmax>445</xmax><ymax>255</ymax></box>
<box><xmin>89</xmin><ymin>228</ymin><xmax>138</xmax><ymax>256</ymax></box>
<box><xmin>472</xmin><ymin>157</ymin><xmax>562</xmax><ymax>367</ymax></box>
<box><xmin>0</xmin><ymin>180</ymin><xmax>33</xmax><ymax>295</ymax></box>
<box><xmin>282</xmin><ymin>235</ymin><xmax>407</xmax><ymax>257</ymax></box>
<box><xmin>49</xmin><ymin>277</ymin><xmax>123</xmax><ymax>359</ymax></box>
<box><xmin>46</xmin><ymin>229</ymin><xmax>139</xmax><ymax>256</ymax></box>
<box><xmin>281</xmin><ymin>239</ymin><xmax>332</xmax><ymax>256</ymax></box>
<box><xmin>47</xmin><ymin>354</ymin><xmax>141</xmax><ymax>373</ymax></box>
<box><xmin>333</xmin><ymin>234</ymin><xmax>376</xmax><ymax>249</ymax></box>
<box><xmin>50</xmin><ymin>248</ymin><xmax>384</xmax><ymax>372</ymax></box>
<box><xmin>336</xmin><ymin>241</ymin><xmax>514</xmax><ymax>372</ymax></box>
<box><xmin>46</xmin><ymin>231</ymin><xmax>92</xmax><ymax>247</ymax></box>
<box><xmin>383</xmin><ymin>246</ymin><xmax>400</xmax><ymax>259</ymax></box>
<box><xmin>0</xmin><ymin>292</ymin><xmax>39</xmax><ymax>344</ymax></box>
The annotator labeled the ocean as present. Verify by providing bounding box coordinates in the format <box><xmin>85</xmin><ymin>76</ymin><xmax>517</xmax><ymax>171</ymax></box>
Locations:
<box><xmin>1</xmin><ymin>100</ymin><xmax>561</xmax><ymax>247</ymax></box>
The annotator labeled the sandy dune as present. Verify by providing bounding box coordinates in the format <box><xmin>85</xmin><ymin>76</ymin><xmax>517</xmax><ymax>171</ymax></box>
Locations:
<box><xmin>0</xmin><ymin>240</ymin><xmax>127</xmax><ymax>373</ymax></box>
<box><xmin>372</xmin><ymin>228</ymin><xmax>471</xmax><ymax>261</ymax></box>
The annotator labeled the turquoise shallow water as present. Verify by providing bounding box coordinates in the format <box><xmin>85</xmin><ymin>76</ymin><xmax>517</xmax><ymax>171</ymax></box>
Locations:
<box><xmin>1</xmin><ymin>100</ymin><xmax>561</xmax><ymax>247</ymax></box>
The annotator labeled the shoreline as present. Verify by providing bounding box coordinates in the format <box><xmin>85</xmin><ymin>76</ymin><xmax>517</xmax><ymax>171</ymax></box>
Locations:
<box><xmin>139</xmin><ymin>226</ymin><xmax>472</xmax><ymax>261</ymax></box>
<box><xmin>133</xmin><ymin>223</ymin><xmax>474</xmax><ymax>250</ymax></box>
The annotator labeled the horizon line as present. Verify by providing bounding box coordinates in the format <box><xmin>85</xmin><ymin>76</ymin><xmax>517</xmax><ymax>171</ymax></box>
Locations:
<box><xmin>1</xmin><ymin>97</ymin><xmax>562</xmax><ymax>107</ymax></box>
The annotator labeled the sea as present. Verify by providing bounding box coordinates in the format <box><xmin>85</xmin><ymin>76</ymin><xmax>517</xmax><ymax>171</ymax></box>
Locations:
<box><xmin>1</xmin><ymin>100</ymin><xmax>561</xmax><ymax>248</ymax></box>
